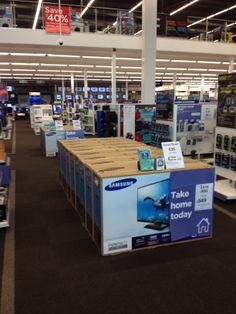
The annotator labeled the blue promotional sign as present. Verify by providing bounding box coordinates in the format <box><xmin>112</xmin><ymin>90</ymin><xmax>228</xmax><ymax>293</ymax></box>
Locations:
<box><xmin>177</xmin><ymin>103</ymin><xmax>201</xmax><ymax>122</ymax></box>
<box><xmin>169</xmin><ymin>169</ymin><xmax>214</xmax><ymax>241</ymax></box>
<box><xmin>65</xmin><ymin>130</ymin><xmax>84</xmax><ymax>139</ymax></box>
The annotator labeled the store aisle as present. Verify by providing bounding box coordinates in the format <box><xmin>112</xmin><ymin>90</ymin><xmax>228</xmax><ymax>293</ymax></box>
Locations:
<box><xmin>1</xmin><ymin>120</ymin><xmax>236</xmax><ymax>314</ymax></box>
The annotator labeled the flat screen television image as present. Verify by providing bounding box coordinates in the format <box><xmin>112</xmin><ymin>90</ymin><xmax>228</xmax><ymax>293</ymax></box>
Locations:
<box><xmin>99</xmin><ymin>87</ymin><xmax>106</xmax><ymax>92</ymax></box>
<box><xmin>97</xmin><ymin>94</ymin><xmax>104</xmax><ymax>100</ymax></box>
<box><xmin>137</xmin><ymin>179</ymin><xmax>170</xmax><ymax>231</ymax></box>
<box><xmin>91</xmin><ymin>87</ymin><xmax>98</xmax><ymax>92</ymax></box>
<box><xmin>53</xmin><ymin>105</ymin><xmax>62</xmax><ymax>113</ymax></box>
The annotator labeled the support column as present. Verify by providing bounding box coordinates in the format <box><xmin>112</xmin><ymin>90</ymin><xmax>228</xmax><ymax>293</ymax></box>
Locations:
<box><xmin>54</xmin><ymin>84</ymin><xmax>57</xmax><ymax>99</ymax></box>
<box><xmin>70</xmin><ymin>73</ymin><xmax>75</xmax><ymax>95</ymax></box>
<box><xmin>228</xmin><ymin>56</ymin><xmax>234</xmax><ymax>73</ymax></box>
<box><xmin>61</xmin><ymin>78</ymin><xmax>65</xmax><ymax>103</ymax></box>
<box><xmin>141</xmin><ymin>0</ymin><xmax>157</xmax><ymax>104</ymax></box>
<box><xmin>125</xmin><ymin>80</ymin><xmax>129</xmax><ymax>101</ymax></box>
<box><xmin>84</xmin><ymin>70</ymin><xmax>88</xmax><ymax>98</ymax></box>
<box><xmin>172</xmin><ymin>73</ymin><xmax>177</xmax><ymax>141</ymax></box>
<box><xmin>112</xmin><ymin>48</ymin><xmax>117</xmax><ymax>105</ymax></box>
<box><xmin>200</xmin><ymin>77</ymin><xmax>205</xmax><ymax>101</ymax></box>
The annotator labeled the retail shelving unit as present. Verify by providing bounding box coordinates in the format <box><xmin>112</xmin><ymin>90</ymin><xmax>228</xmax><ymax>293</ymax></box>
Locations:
<box><xmin>81</xmin><ymin>109</ymin><xmax>96</xmax><ymax>135</ymax></box>
<box><xmin>214</xmin><ymin>74</ymin><xmax>236</xmax><ymax>201</ymax></box>
<box><xmin>0</xmin><ymin>141</ymin><xmax>11</xmax><ymax>228</ymax></box>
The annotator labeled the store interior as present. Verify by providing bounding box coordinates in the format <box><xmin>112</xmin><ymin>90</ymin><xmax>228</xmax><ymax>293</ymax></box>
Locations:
<box><xmin>0</xmin><ymin>1</ymin><xmax>236</xmax><ymax>314</ymax></box>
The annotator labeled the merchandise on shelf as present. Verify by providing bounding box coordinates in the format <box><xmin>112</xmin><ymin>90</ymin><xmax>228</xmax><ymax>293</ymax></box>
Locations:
<box><xmin>214</xmin><ymin>73</ymin><xmax>236</xmax><ymax>200</ymax></box>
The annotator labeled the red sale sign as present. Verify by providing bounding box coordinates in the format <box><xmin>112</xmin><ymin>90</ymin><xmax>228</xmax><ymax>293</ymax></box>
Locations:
<box><xmin>44</xmin><ymin>5</ymin><xmax>71</xmax><ymax>34</ymax></box>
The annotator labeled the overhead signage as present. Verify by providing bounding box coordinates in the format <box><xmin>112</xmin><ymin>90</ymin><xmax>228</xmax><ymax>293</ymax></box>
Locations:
<box><xmin>44</xmin><ymin>5</ymin><xmax>71</xmax><ymax>34</ymax></box>
<box><xmin>162</xmin><ymin>142</ymin><xmax>184</xmax><ymax>170</ymax></box>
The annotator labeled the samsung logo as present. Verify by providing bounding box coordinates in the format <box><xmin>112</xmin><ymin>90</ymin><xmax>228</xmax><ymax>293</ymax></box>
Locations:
<box><xmin>105</xmin><ymin>178</ymin><xmax>137</xmax><ymax>191</ymax></box>
<box><xmin>46</xmin><ymin>132</ymin><xmax>56</xmax><ymax>136</ymax></box>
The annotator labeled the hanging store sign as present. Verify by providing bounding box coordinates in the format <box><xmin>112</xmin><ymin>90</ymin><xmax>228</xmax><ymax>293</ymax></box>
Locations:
<box><xmin>44</xmin><ymin>5</ymin><xmax>71</xmax><ymax>34</ymax></box>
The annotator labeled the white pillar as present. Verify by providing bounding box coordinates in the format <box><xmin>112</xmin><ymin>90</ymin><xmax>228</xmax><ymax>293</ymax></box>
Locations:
<box><xmin>61</xmin><ymin>78</ymin><xmax>65</xmax><ymax>103</ymax></box>
<box><xmin>71</xmin><ymin>73</ymin><xmax>74</xmax><ymax>95</ymax></box>
<box><xmin>200</xmin><ymin>77</ymin><xmax>205</xmax><ymax>101</ymax></box>
<box><xmin>141</xmin><ymin>0</ymin><xmax>157</xmax><ymax>104</ymax></box>
<box><xmin>112</xmin><ymin>48</ymin><xmax>117</xmax><ymax>105</ymax></box>
<box><xmin>172</xmin><ymin>73</ymin><xmax>177</xmax><ymax>141</ymax></box>
<box><xmin>228</xmin><ymin>56</ymin><xmax>234</xmax><ymax>73</ymax></box>
<box><xmin>125</xmin><ymin>80</ymin><xmax>129</xmax><ymax>101</ymax></box>
<box><xmin>84</xmin><ymin>70</ymin><xmax>88</xmax><ymax>98</ymax></box>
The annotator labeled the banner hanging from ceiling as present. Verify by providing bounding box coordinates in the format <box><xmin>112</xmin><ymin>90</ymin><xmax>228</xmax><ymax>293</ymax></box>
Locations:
<box><xmin>44</xmin><ymin>5</ymin><xmax>71</xmax><ymax>34</ymax></box>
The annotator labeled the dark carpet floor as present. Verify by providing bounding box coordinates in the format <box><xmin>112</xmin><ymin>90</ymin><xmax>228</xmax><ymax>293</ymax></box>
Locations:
<box><xmin>1</xmin><ymin>120</ymin><xmax>236</xmax><ymax>314</ymax></box>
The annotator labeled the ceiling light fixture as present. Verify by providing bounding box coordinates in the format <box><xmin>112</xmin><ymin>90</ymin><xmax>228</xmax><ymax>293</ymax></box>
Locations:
<box><xmin>80</xmin><ymin>0</ymin><xmax>95</xmax><ymax>18</ymax></box>
<box><xmin>41</xmin><ymin>63</ymin><xmax>67</xmax><ymax>67</ymax></box>
<box><xmin>12</xmin><ymin>69</ymin><xmax>36</xmax><ymax>72</ymax></box>
<box><xmin>47</xmin><ymin>54</ymin><xmax>80</xmax><ymax>58</ymax></box>
<box><xmin>171</xmin><ymin>59</ymin><xmax>196</xmax><ymax>63</ymax></box>
<box><xmin>38</xmin><ymin>69</ymin><xmax>61</xmax><ymax>72</ymax></box>
<box><xmin>170</xmin><ymin>0</ymin><xmax>199</xmax><ymax>16</ymax></box>
<box><xmin>197</xmin><ymin>60</ymin><xmax>221</xmax><ymax>64</ymax></box>
<box><xmin>129</xmin><ymin>1</ymin><xmax>143</xmax><ymax>13</ymax></box>
<box><xmin>11</xmin><ymin>62</ymin><xmax>39</xmax><ymax>66</ymax></box>
<box><xmin>82</xmin><ymin>56</ymin><xmax>111</xmax><ymax>60</ymax></box>
<box><xmin>32</xmin><ymin>0</ymin><xmax>43</xmax><ymax>30</ymax></box>
<box><xmin>188</xmin><ymin>4</ymin><xmax>236</xmax><ymax>28</ymax></box>
<box><xmin>134</xmin><ymin>30</ymin><xmax>143</xmax><ymax>36</ymax></box>
<box><xmin>69</xmin><ymin>64</ymin><xmax>94</xmax><ymax>68</ymax></box>
<box><xmin>11</xmin><ymin>53</ymin><xmax>46</xmax><ymax>57</ymax></box>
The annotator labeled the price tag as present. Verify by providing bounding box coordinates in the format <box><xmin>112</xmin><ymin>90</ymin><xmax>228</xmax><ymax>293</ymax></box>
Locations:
<box><xmin>55</xmin><ymin>120</ymin><xmax>64</xmax><ymax>131</ymax></box>
<box><xmin>195</xmin><ymin>183</ymin><xmax>214</xmax><ymax>211</ymax></box>
<box><xmin>72</xmin><ymin>120</ymin><xmax>81</xmax><ymax>130</ymax></box>
<box><xmin>161</xmin><ymin>142</ymin><xmax>184</xmax><ymax>169</ymax></box>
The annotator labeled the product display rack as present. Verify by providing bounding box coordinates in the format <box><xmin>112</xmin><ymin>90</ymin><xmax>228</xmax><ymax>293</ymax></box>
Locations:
<box><xmin>0</xmin><ymin>140</ymin><xmax>11</xmax><ymax>228</ymax></box>
<box><xmin>81</xmin><ymin>109</ymin><xmax>96</xmax><ymax>135</ymax></box>
<box><xmin>214</xmin><ymin>73</ymin><xmax>236</xmax><ymax>201</ymax></box>
<box><xmin>58</xmin><ymin>138</ymin><xmax>214</xmax><ymax>256</ymax></box>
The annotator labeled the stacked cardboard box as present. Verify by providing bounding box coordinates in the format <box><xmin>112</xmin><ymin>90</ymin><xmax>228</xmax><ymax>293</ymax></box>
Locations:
<box><xmin>58</xmin><ymin>138</ymin><xmax>215</xmax><ymax>256</ymax></box>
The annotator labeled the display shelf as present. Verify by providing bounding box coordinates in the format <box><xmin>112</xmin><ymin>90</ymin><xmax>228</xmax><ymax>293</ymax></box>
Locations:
<box><xmin>215</xmin><ymin>166</ymin><xmax>236</xmax><ymax>182</ymax></box>
<box><xmin>214</xmin><ymin>180</ymin><xmax>236</xmax><ymax>201</ymax></box>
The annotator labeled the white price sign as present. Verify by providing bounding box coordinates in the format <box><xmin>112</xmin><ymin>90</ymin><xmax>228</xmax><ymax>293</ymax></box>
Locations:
<box><xmin>161</xmin><ymin>142</ymin><xmax>184</xmax><ymax>169</ymax></box>
<box><xmin>55</xmin><ymin>120</ymin><xmax>64</xmax><ymax>131</ymax></box>
<box><xmin>195</xmin><ymin>183</ymin><xmax>214</xmax><ymax>211</ymax></box>
<box><xmin>72</xmin><ymin>120</ymin><xmax>81</xmax><ymax>130</ymax></box>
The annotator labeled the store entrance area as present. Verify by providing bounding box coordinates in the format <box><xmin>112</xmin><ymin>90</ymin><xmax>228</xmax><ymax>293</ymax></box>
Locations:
<box><xmin>0</xmin><ymin>120</ymin><xmax>236</xmax><ymax>314</ymax></box>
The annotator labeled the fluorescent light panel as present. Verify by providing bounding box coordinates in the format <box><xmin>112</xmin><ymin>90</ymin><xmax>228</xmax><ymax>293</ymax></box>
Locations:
<box><xmin>129</xmin><ymin>1</ymin><xmax>143</xmax><ymax>13</ymax></box>
<box><xmin>170</xmin><ymin>0</ymin><xmax>199</xmax><ymax>16</ymax></box>
<box><xmin>69</xmin><ymin>64</ymin><xmax>94</xmax><ymax>68</ymax></box>
<box><xmin>32</xmin><ymin>0</ymin><xmax>43</xmax><ymax>30</ymax></box>
<box><xmin>134</xmin><ymin>30</ymin><xmax>143</xmax><ymax>36</ymax></box>
<box><xmin>188</xmin><ymin>4</ymin><xmax>236</xmax><ymax>28</ymax></box>
<box><xmin>41</xmin><ymin>63</ymin><xmax>67</xmax><ymax>67</ymax></box>
<box><xmin>80</xmin><ymin>0</ymin><xmax>95</xmax><ymax>18</ymax></box>
<box><xmin>47</xmin><ymin>54</ymin><xmax>80</xmax><ymax>58</ymax></box>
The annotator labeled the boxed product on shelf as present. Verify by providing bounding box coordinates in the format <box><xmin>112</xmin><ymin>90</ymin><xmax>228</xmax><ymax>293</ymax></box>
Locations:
<box><xmin>58</xmin><ymin>138</ymin><xmax>215</xmax><ymax>256</ymax></box>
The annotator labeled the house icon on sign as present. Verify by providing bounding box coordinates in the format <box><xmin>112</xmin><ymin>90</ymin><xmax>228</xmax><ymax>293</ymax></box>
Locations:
<box><xmin>197</xmin><ymin>218</ymin><xmax>210</xmax><ymax>234</ymax></box>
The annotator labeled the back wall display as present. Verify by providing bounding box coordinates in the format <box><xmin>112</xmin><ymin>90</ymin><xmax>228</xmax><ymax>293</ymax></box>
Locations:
<box><xmin>217</xmin><ymin>74</ymin><xmax>236</xmax><ymax>129</ymax></box>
